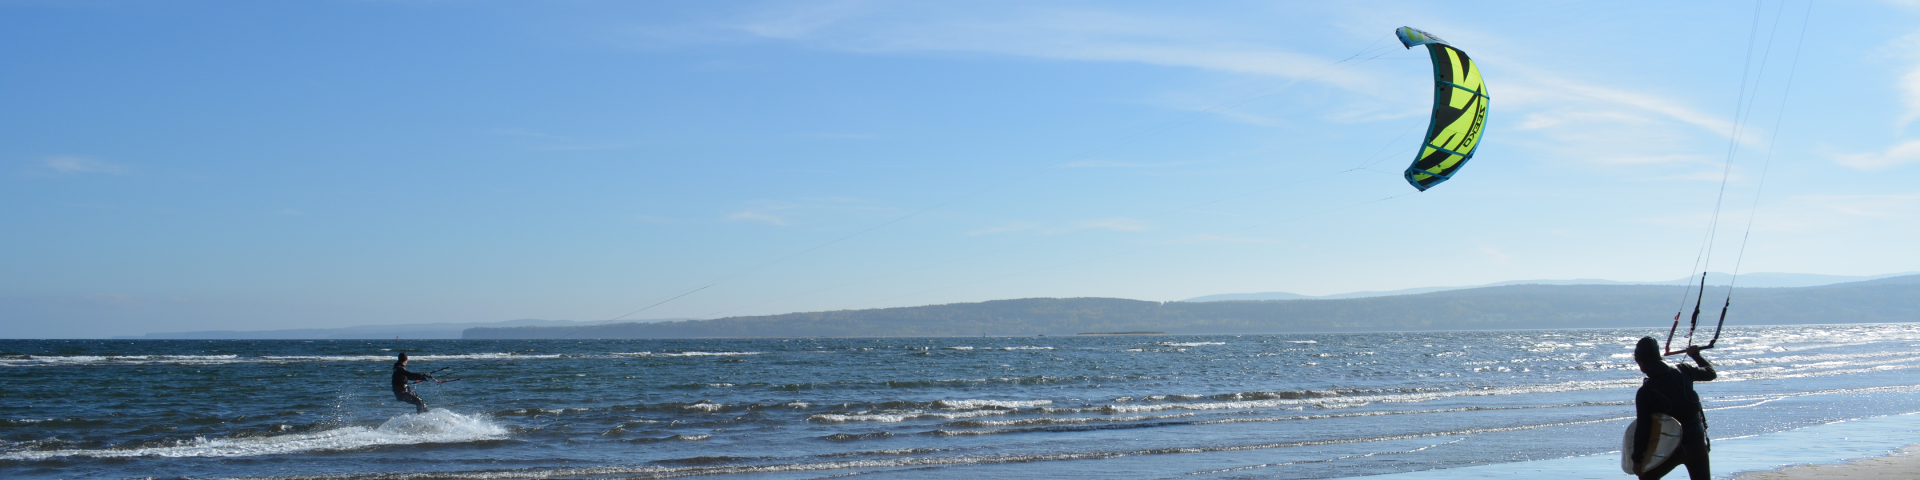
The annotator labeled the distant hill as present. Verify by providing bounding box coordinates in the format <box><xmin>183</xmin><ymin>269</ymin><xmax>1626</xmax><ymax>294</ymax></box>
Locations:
<box><xmin>1180</xmin><ymin>272</ymin><xmax>1920</xmax><ymax>303</ymax></box>
<box><xmin>465</xmin><ymin>275</ymin><xmax>1920</xmax><ymax>339</ymax></box>
<box><xmin>116</xmin><ymin>318</ymin><xmax>655</xmax><ymax>339</ymax></box>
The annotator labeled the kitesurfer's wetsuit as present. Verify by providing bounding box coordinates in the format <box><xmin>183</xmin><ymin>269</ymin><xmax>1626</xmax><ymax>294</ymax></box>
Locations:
<box><xmin>392</xmin><ymin>361</ymin><xmax>432</xmax><ymax>413</ymax></box>
<box><xmin>1631</xmin><ymin>337</ymin><xmax>1716</xmax><ymax>480</ymax></box>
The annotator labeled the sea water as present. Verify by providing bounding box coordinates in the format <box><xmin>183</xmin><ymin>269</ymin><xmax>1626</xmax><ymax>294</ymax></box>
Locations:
<box><xmin>1</xmin><ymin>324</ymin><xmax>1915</xmax><ymax>479</ymax></box>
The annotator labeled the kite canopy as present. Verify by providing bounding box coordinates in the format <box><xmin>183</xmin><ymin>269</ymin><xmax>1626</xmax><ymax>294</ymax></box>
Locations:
<box><xmin>1396</xmin><ymin>26</ymin><xmax>1489</xmax><ymax>191</ymax></box>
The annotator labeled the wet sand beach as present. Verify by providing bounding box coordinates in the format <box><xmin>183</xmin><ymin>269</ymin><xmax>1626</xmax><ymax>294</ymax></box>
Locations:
<box><xmin>1732</xmin><ymin>444</ymin><xmax>1919</xmax><ymax>480</ymax></box>
<box><xmin>1335</xmin><ymin>413</ymin><xmax>1920</xmax><ymax>480</ymax></box>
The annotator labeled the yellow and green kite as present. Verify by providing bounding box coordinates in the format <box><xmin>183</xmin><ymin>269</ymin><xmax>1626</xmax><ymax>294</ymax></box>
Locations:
<box><xmin>1396</xmin><ymin>26</ymin><xmax>1489</xmax><ymax>191</ymax></box>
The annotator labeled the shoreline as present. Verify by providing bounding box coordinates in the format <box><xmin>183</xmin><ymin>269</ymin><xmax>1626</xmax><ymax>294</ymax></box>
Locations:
<box><xmin>1731</xmin><ymin>444</ymin><xmax>1918</xmax><ymax>479</ymax></box>
<box><xmin>1333</xmin><ymin>412</ymin><xmax>1920</xmax><ymax>480</ymax></box>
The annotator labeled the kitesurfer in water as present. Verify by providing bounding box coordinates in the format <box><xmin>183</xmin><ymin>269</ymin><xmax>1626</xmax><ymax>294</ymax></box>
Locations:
<box><xmin>1630</xmin><ymin>337</ymin><xmax>1716</xmax><ymax>480</ymax></box>
<box><xmin>392</xmin><ymin>352</ymin><xmax>434</xmax><ymax>413</ymax></box>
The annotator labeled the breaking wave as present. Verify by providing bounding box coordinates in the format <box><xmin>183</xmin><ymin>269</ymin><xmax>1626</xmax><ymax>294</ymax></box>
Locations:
<box><xmin>0</xmin><ymin>410</ymin><xmax>506</xmax><ymax>461</ymax></box>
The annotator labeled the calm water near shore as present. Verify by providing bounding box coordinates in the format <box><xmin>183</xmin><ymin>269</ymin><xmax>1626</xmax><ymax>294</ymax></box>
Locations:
<box><xmin>3</xmin><ymin>324</ymin><xmax>1917</xmax><ymax>479</ymax></box>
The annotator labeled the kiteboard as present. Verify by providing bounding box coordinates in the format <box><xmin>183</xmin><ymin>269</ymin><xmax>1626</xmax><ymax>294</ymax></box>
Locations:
<box><xmin>1620</xmin><ymin>413</ymin><xmax>1682</xmax><ymax>475</ymax></box>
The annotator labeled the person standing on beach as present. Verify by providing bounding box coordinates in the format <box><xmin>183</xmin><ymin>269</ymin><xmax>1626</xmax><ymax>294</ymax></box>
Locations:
<box><xmin>391</xmin><ymin>352</ymin><xmax>434</xmax><ymax>414</ymax></box>
<box><xmin>1630</xmin><ymin>336</ymin><xmax>1716</xmax><ymax>480</ymax></box>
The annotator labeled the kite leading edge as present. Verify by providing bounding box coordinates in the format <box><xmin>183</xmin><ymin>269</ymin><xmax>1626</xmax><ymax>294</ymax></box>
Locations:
<box><xmin>1396</xmin><ymin>26</ymin><xmax>1489</xmax><ymax>191</ymax></box>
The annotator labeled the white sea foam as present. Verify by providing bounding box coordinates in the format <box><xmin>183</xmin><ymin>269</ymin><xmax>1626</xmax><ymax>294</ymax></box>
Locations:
<box><xmin>617</xmin><ymin>351</ymin><xmax>761</xmax><ymax>357</ymax></box>
<box><xmin>1085</xmin><ymin>380</ymin><xmax>1645</xmax><ymax>414</ymax></box>
<box><xmin>0</xmin><ymin>354</ymin><xmax>242</xmax><ymax>367</ymax></box>
<box><xmin>1158</xmin><ymin>342</ymin><xmax>1225</xmax><ymax>347</ymax></box>
<box><xmin>810</xmin><ymin>412</ymin><xmax>909</xmax><ymax>423</ymax></box>
<box><xmin>807</xmin><ymin>409</ymin><xmax>1013</xmax><ymax>423</ymax></box>
<box><xmin>934</xmin><ymin>399</ymin><xmax>1051</xmax><ymax>410</ymax></box>
<box><xmin>0</xmin><ymin>410</ymin><xmax>506</xmax><ymax>460</ymax></box>
<box><xmin>944</xmin><ymin>413</ymin><xmax>1193</xmax><ymax>428</ymax></box>
<box><xmin>264</xmin><ymin>353</ymin><xmax>566</xmax><ymax>362</ymax></box>
<box><xmin>683</xmin><ymin>402</ymin><xmax>724</xmax><ymax>412</ymax></box>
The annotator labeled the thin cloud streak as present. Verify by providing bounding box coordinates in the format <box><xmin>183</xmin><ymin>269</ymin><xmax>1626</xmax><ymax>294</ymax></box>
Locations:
<box><xmin>727</xmin><ymin>211</ymin><xmax>792</xmax><ymax>226</ymax></box>
<box><xmin>968</xmin><ymin>222</ymin><xmax>1037</xmax><ymax>236</ymax></box>
<box><xmin>1074</xmin><ymin>217</ymin><xmax>1148</xmax><ymax>232</ymax></box>
<box><xmin>1894</xmin><ymin>32</ymin><xmax>1920</xmax><ymax>133</ymax></box>
<box><xmin>1829</xmin><ymin>139</ymin><xmax>1920</xmax><ymax>170</ymax></box>
<box><xmin>43</xmin><ymin>156</ymin><xmax>131</xmax><ymax>175</ymax></box>
<box><xmin>727</xmin><ymin>3</ymin><xmax>1383</xmax><ymax>94</ymax></box>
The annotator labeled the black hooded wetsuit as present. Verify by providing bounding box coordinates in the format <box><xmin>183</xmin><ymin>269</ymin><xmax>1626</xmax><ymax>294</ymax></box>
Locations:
<box><xmin>392</xmin><ymin>361</ymin><xmax>432</xmax><ymax>413</ymax></box>
<box><xmin>1631</xmin><ymin>342</ymin><xmax>1716</xmax><ymax>480</ymax></box>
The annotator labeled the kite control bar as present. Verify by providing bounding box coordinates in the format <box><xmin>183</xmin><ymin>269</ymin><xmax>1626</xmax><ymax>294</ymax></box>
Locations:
<box><xmin>1663</xmin><ymin>272</ymin><xmax>1730</xmax><ymax>356</ymax></box>
<box><xmin>410</xmin><ymin>367</ymin><xmax>462</xmax><ymax>385</ymax></box>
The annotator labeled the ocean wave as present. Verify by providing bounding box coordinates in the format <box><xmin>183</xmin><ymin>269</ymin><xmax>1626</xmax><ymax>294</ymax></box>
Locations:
<box><xmin>934</xmin><ymin>399</ymin><xmax>1051</xmax><ymax>410</ymax></box>
<box><xmin>1070</xmin><ymin>382</ymin><xmax>1643</xmax><ymax>414</ymax></box>
<box><xmin>807</xmin><ymin>409</ymin><xmax>1014</xmax><ymax>424</ymax></box>
<box><xmin>0</xmin><ymin>354</ymin><xmax>242</xmax><ymax>367</ymax></box>
<box><xmin>941</xmin><ymin>413</ymin><xmax>1193</xmax><ymax>428</ymax></box>
<box><xmin>266</xmin><ymin>353</ymin><xmax>569</xmax><ymax>362</ymax></box>
<box><xmin>616</xmin><ymin>351</ymin><xmax>762</xmax><ymax>357</ymax></box>
<box><xmin>803</xmin><ymin>399</ymin><xmax>1053</xmax><ymax>424</ymax></box>
<box><xmin>682</xmin><ymin>401</ymin><xmax>725</xmax><ymax>412</ymax></box>
<box><xmin>883</xmin><ymin>375</ymin><xmax>1091</xmax><ymax>388</ymax></box>
<box><xmin>620</xmin><ymin>434</ymin><xmax>713</xmax><ymax>444</ymax></box>
<box><xmin>0</xmin><ymin>409</ymin><xmax>506</xmax><ymax>460</ymax></box>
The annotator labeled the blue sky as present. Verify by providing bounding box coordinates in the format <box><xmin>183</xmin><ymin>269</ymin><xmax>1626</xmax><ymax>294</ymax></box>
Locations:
<box><xmin>4</xmin><ymin>1</ymin><xmax>1917</xmax><ymax>338</ymax></box>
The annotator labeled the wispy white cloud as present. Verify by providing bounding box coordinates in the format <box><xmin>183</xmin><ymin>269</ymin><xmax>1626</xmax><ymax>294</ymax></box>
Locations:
<box><xmin>1478</xmin><ymin>246</ymin><xmax>1513</xmax><ymax>263</ymax></box>
<box><xmin>1075</xmin><ymin>217</ymin><xmax>1148</xmax><ymax>232</ymax></box>
<box><xmin>1322</xmin><ymin>104</ymin><xmax>1425</xmax><ymax>124</ymax></box>
<box><xmin>1901</xmin><ymin>68</ymin><xmax>1920</xmax><ymax>133</ymax></box>
<box><xmin>1655</xmin><ymin>193</ymin><xmax>1920</xmax><ymax>233</ymax></box>
<box><xmin>1796</xmin><ymin>193</ymin><xmax>1920</xmax><ymax>218</ymax></box>
<box><xmin>720</xmin><ymin>3</ymin><xmax>1383</xmax><ymax>94</ymax></box>
<box><xmin>968</xmin><ymin>221</ymin><xmax>1037</xmax><ymax>236</ymax></box>
<box><xmin>1893</xmin><ymin>32</ymin><xmax>1920</xmax><ymax>133</ymax></box>
<box><xmin>1499</xmin><ymin>74</ymin><xmax>1759</xmax><ymax>168</ymax></box>
<box><xmin>1168</xmin><ymin>233</ymin><xmax>1273</xmax><ymax>245</ymax></box>
<box><xmin>726</xmin><ymin>197</ymin><xmax>891</xmax><ymax>227</ymax></box>
<box><xmin>1742</xmin><ymin>193</ymin><xmax>1920</xmax><ymax>233</ymax></box>
<box><xmin>1060</xmin><ymin>160</ymin><xmax>1194</xmax><ymax>168</ymax></box>
<box><xmin>638</xmin><ymin>2</ymin><xmax>1758</xmax><ymax>178</ymax></box>
<box><xmin>1645</xmin><ymin>169</ymin><xmax>1746</xmax><ymax>183</ymax></box>
<box><xmin>43</xmin><ymin>156</ymin><xmax>131</xmax><ymax>175</ymax></box>
<box><xmin>1552</xmin><ymin>82</ymin><xmax>1746</xmax><ymax>142</ymax></box>
<box><xmin>727</xmin><ymin>210</ymin><xmax>792</xmax><ymax>226</ymax></box>
<box><xmin>1827</xmin><ymin>139</ymin><xmax>1920</xmax><ymax>170</ymax></box>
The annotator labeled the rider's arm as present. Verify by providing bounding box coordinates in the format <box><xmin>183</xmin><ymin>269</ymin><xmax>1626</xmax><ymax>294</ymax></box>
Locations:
<box><xmin>1685</xmin><ymin>345</ymin><xmax>1716</xmax><ymax>381</ymax></box>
